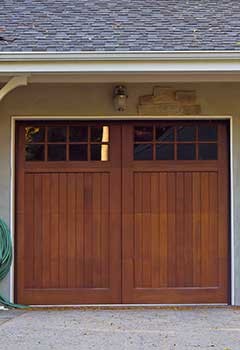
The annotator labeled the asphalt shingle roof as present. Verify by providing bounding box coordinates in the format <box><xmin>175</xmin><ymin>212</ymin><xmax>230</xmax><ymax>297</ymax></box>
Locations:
<box><xmin>0</xmin><ymin>0</ymin><xmax>240</xmax><ymax>52</ymax></box>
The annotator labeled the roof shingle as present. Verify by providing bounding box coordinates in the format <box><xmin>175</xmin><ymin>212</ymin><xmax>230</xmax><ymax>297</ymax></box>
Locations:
<box><xmin>0</xmin><ymin>0</ymin><xmax>239</xmax><ymax>52</ymax></box>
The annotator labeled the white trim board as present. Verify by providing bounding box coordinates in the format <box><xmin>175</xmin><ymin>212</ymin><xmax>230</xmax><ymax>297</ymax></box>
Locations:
<box><xmin>1</xmin><ymin>61</ymin><xmax>240</xmax><ymax>74</ymax></box>
<box><xmin>1</xmin><ymin>51</ymin><xmax>240</xmax><ymax>74</ymax></box>
<box><xmin>10</xmin><ymin>115</ymin><xmax>234</xmax><ymax>305</ymax></box>
<box><xmin>2</xmin><ymin>50</ymin><xmax>240</xmax><ymax>59</ymax></box>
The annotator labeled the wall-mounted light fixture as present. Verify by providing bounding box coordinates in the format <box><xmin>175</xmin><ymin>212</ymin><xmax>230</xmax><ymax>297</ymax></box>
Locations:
<box><xmin>113</xmin><ymin>85</ymin><xmax>128</xmax><ymax>111</ymax></box>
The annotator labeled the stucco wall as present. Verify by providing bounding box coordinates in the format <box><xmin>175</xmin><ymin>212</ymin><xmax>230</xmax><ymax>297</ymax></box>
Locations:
<box><xmin>0</xmin><ymin>82</ymin><xmax>240</xmax><ymax>304</ymax></box>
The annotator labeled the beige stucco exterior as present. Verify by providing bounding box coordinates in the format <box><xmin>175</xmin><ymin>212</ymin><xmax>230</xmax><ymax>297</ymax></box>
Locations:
<box><xmin>0</xmin><ymin>82</ymin><xmax>239</xmax><ymax>304</ymax></box>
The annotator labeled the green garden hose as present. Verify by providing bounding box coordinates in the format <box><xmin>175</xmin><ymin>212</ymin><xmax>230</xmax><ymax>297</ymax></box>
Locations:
<box><xmin>0</xmin><ymin>218</ymin><xmax>27</xmax><ymax>308</ymax></box>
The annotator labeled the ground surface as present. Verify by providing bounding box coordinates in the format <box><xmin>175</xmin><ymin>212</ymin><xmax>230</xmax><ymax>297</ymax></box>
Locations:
<box><xmin>0</xmin><ymin>307</ymin><xmax>239</xmax><ymax>349</ymax></box>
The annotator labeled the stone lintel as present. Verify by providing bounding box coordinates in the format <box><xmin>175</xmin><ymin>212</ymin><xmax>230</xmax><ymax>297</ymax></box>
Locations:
<box><xmin>138</xmin><ymin>102</ymin><xmax>181</xmax><ymax>115</ymax></box>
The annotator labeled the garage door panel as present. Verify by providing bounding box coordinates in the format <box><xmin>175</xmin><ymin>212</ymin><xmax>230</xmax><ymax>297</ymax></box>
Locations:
<box><xmin>131</xmin><ymin>170</ymin><xmax>220</xmax><ymax>291</ymax></box>
<box><xmin>24</xmin><ymin>174</ymin><xmax>35</xmax><ymax>289</ymax></box>
<box><xmin>16</xmin><ymin>122</ymin><xmax>121</xmax><ymax>304</ymax></box>
<box><xmin>23</xmin><ymin>171</ymin><xmax>112</xmax><ymax>291</ymax></box>
<box><xmin>16</xmin><ymin>120</ymin><xmax>229</xmax><ymax>305</ymax></box>
<box><xmin>122</xmin><ymin>287</ymin><xmax>227</xmax><ymax>304</ymax></box>
<box><xmin>122</xmin><ymin>122</ymin><xmax>229</xmax><ymax>304</ymax></box>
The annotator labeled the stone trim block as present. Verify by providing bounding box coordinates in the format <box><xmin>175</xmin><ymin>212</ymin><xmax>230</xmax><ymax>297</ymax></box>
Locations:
<box><xmin>153</xmin><ymin>86</ymin><xmax>175</xmax><ymax>102</ymax></box>
<box><xmin>175</xmin><ymin>90</ymin><xmax>196</xmax><ymax>105</ymax></box>
<box><xmin>138</xmin><ymin>103</ymin><xmax>181</xmax><ymax>115</ymax></box>
<box><xmin>180</xmin><ymin>104</ymin><xmax>201</xmax><ymax>115</ymax></box>
<box><xmin>138</xmin><ymin>86</ymin><xmax>201</xmax><ymax>116</ymax></box>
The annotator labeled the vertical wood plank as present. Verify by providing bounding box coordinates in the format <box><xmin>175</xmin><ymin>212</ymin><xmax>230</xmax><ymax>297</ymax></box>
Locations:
<box><xmin>134</xmin><ymin>173</ymin><xmax>143</xmax><ymax>287</ymax></box>
<box><xmin>24</xmin><ymin>174</ymin><xmax>34</xmax><ymax>288</ymax></box>
<box><xmin>175</xmin><ymin>172</ymin><xmax>185</xmax><ymax>287</ymax></box>
<box><xmin>200</xmin><ymin>172</ymin><xmax>210</xmax><ymax>287</ymax></box>
<box><xmin>142</xmin><ymin>173</ymin><xmax>152</xmax><ymax>287</ymax></box>
<box><xmin>183</xmin><ymin>172</ymin><xmax>193</xmax><ymax>287</ymax></box>
<box><xmin>150</xmin><ymin>173</ymin><xmax>160</xmax><ymax>288</ymax></box>
<box><xmin>92</xmin><ymin>173</ymin><xmax>102</xmax><ymax>287</ymax></box>
<box><xmin>100</xmin><ymin>173</ymin><xmax>110</xmax><ymax>288</ymax></box>
<box><xmin>208</xmin><ymin>172</ymin><xmax>219</xmax><ymax>286</ymax></box>
<box><xmin>59</xmin><ymin>174</ymin><xmax>68</xmax><ymax>288</ymax></box>
<box><xmin>167</xmin><ymin>172</ymin><xmax>176</xmax><ymax>287</ymax></box>
<box><xmin>76</xmin><ymin>173</ymin><xmax>84</xmax><ymax>288</ymax></box>
<box><xmin>50</xmin><ymin>173</ymin><xmax>59</xmax><ymax>288</ymax></box>
<box><xmin>67</xmin><ymin>173</ymin><xmax>77</xmax><ymax>288</ymax></box>
<box><xmin>159</xmin><ymin>172</ymin><xmax>168</xmax><ymax>287</ymax></box>
<box><xmin>192</xmin><ymin>172</ymin><xmax>201</xmax><ymax>287</ymax></box>
<box><xmin>42</xmin><ymin>174</ymin><xmax>51</xmax><ymax>288</ymax></box>
<box><xmin>84</xmin><ymin>173</ymin><xmax>93</xmax><ymax>287</ymax></box>
<box><xmin>33</xmin><ymin>174</ymin><xmax>43</xmax><ymax>288</ymax></box>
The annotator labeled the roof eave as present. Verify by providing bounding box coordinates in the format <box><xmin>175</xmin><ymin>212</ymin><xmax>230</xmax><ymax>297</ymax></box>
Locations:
<box><xmin>0</xmin><ymin>50</ymin><xmax>240</xmax><ymax>74</ymax></box>
<box><xmin>1</xmin><ymin>50</ymin><xmax>240</xmax><ymax>61</ymax></box>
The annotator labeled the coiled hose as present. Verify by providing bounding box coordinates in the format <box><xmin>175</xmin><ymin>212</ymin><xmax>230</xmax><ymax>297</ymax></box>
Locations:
<box><xmin>0</xmin><ymin>218</ymin><xmax>27</xmax><ymax>308</ymax></box>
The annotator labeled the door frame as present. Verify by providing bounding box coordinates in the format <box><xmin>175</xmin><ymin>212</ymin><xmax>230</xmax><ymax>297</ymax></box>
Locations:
<box><xmin>11</xmin><ymin>115</ymin><xmax>233</xmax><ymax>305</ymax></box>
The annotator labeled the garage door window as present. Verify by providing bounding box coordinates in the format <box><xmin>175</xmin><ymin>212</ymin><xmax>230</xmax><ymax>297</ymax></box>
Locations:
<box><xmin>25</xmin><ymin>125</ymin><xmax>109</xmax><ymax>162</ymax></box>
<box><xmin>134</xmin><ymin>125</ymin><xmax>218</xmax><ymax>161</ymax></box>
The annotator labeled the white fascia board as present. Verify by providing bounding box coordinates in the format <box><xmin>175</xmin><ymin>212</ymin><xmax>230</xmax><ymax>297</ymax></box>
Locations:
<box><xmin>0</xmin><ymin>51</ymin><xmax>240</xmax><ymax>74</ymax></box>
<box><xmin>1</xmin><ymin>51</ymin><xmax>240</xmax><ymax>61</ymax></box>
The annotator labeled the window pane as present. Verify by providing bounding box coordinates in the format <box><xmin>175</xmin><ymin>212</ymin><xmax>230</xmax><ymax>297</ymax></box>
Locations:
<box><xmin>199</xmin><ymin>143</ymin><xmax>218</xmax><ymax>160</ymax></box>
<box><xmin>134</xmin><ymin>144</ymin><xmax>153</xmax><ymax>160</ymax></box>
<box><xmin>48</xmin><ymin>145</ymin><xmax>66</xmax><ymax>161</ymax></box>
<box><xmin>25</xmin><ymin>127</ymin><xmax>45</xmax><ymax>143</ymax></box>
<box><xmin>48</xmin><ymin>127</ymin><xmax>66</xmax><ymax>142</ymax></box>
<box><xmin>91</xmin><ymin>144</ymin><xmax>109</xmax><ymax>161</ymax></box>
<box><xmin>156</xmin><ymin>127</ymin><xmax>174</xmax><ymax>142</ymax></box>
<box><xmin>69</xmin><ymin>144</ymin><xmax>88</xmax><ymax>161</ymax></box>
<box><xmin>177</xmin><ymin>144</ymin><xmax>196</xmax><ymax>160</ymax></box>
<box><xmin>25</xmin><ymin>144</ymin><xmax>45</xmax><ymax>161</ymax></box>
<box><xmin>177</xmin><ymin>126</ymin><xmax>196</xmax><ymax>141</ymax></box>
<box><xmin>198</xmin><ymin>125</ymin><xmax>217</xmax><ymax>141</ymax></box>
<box><xmin>156</xmin><ymin>144</ymin><xmax>174</xmax><ymax>160</ymax></box>
<box><xmin>134</xmin><ymin>127</ymin><xmax>153</xmax><ymax>142</ymax></box>
<box><xmin>70</xmin><ymin>126</ymin><xmax>88</xmax><ymax>142</ymax></box>
<box><xmin>91</xmin><ymin>126</ymin><xmax>109</xmax><ymax>142</ymax></box>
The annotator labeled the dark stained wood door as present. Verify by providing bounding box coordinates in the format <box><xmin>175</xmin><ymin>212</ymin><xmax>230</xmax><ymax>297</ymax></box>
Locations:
<box><xmin>16</xmin><ymin>120</ymin><xmax>229</xmax><ymax>305</ymax></box>
<box><xmin>122</xmin><ymin>121</ymin><xmax>229</xmax><ymax>304</ymax></box>
<box><xmin>16</xmin><ymin>122</ymin><xmax>122</xmax><ymax>304</ymax></box>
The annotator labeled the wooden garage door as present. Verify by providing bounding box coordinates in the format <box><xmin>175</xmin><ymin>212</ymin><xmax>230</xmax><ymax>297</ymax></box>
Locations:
<box><xmin>122</xmin><ymin>121</ymin><xmax>229</xmax><ymax>304</ymax></box>
<box><xmin>16</xmin><ymin>120</ymin><xmax>229</xmax><ymax>305</ymax></box>
<box><xmin>15</xmin><ymin>122</ymin><xmax>122</xmax><ymax>304</ymax></box>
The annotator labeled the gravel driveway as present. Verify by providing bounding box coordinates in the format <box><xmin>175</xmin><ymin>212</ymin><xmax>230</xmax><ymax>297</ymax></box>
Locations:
<box><xmin>0</xmin><ymin>307</ymin><xmax>239</xmax><ymax>349</ymax></box>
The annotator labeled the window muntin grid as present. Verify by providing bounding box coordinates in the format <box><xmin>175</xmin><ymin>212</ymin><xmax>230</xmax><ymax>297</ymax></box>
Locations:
<box><xmin>25</xmin><ymin>125</ymin><xmax>110</xmax><ymax>162</ymax></box>
<box><xmin>133</xmin><ymin>125</ymin><xmax>218</xmax><ymax>161</ymax></box>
